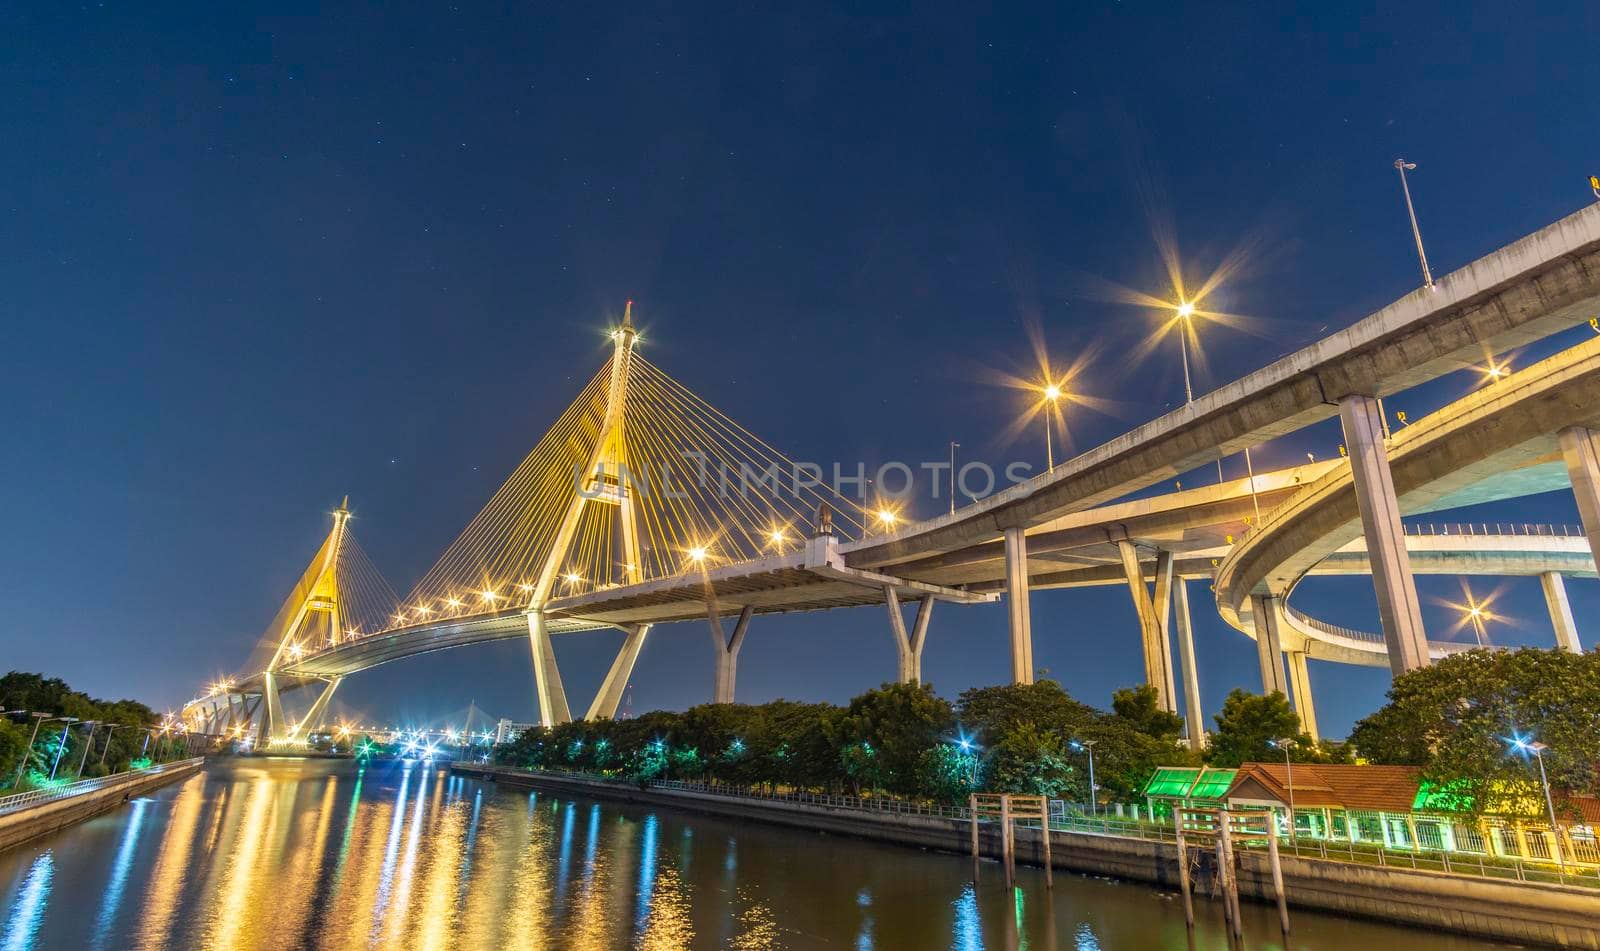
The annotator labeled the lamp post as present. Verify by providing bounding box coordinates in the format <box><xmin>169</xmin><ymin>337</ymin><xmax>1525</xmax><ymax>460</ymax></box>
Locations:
<box><xmin>1041</xmin><ymin>385</ymin><xmax>1063</xmax><ymax>471</ymax></box>
<box><xmin>75</xmin><ymin>721</ymin><xmax>99</xmax><ymax>777</ymax></box>
<box><xmin>1272</xmin><ymin>737</ymin><xmax>1297</xmax><ymax>840</ymax></box>
<box><xmin>9</xmin><ymin>713</ymin><xmax>50</xmax><ymax>790</ymax></box>
<box><xmin>1175</xmin><ymin>302</ymin><xmax>1196</xmax><ymax>404</ymax></box>
<box><xmin>1393</xmin><ymin>159</ymin><xmax>1434</xmax><ymax>289</ymax></box>
<box><xmin>1071</xmin><ymin>739</ymin><xmax>1098</xmax><ymax>815</ymax></box>
<box><xmin>1513</xmin><ymin>738</ymin><xmax>1567</xmax><ymax>874</ymax></box>
<box><xmin>948</xmin><ymin>441</ymin><xmax>960</xmax><ymax>515</ymax></box>
<box><xmin>48</xmin><ymin>718</ymin><xmax>80</xmax><ymax>780</ymax></box>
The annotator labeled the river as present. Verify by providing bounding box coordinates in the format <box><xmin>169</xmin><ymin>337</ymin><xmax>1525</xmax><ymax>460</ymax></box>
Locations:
<box><xmin>0</xmin><ymin>758</ymin><xmax>1504</xmax><ymax>949</ymax></box>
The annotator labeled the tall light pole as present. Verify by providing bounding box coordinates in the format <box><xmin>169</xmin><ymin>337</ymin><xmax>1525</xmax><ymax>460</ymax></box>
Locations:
<box><xmin>48</xmin><ymin>718</ymin><xmax>80</xmax><ymax>780</ymax></box>
<box><xmin>1041</xmin><ymin>385</ymin><xmax>1063</xmax><ymax>471</ymax></box>
<box><xmin>1072</xmin><ymin>739</ymin><xmax>1098</xmax><ymax>815</ymax></box>
<box><xmin>1513</xmin><ymin>738</ymin><xmax>1567</xmax><ymax>874</ymax></box>
<box><xmin>1175</xmin><ymin>301</ymin><xmax>1196</xmax><ymax>404</ymax></box>
<box><xmin>948</xmin><ymin>441</ymin><xmax>960</xmax><ymax>515</ymax></box>
<box><xmin>1394</xmin><ymin>159</ymin><xmax>1434</xmax><ymax>289</ymax></box>
<box><xmin>1272</xmin><ymin>737</ymin><xmax>1298</xmax><ymax>840</ymax></box>
<box><xmin>75</xmin><ymin>721</ymin><xmax>98</xmax><ymax>777</ymax></box>
<box><xmin>9</xmin><ymin>713</ymin><xmax>49</xmax><ymax>790</ymax></box>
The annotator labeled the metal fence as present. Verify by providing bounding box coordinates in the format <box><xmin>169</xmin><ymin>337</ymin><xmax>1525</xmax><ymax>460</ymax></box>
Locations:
<box><xmin>1402</xmin><ymin>522</ymin><xmax>1583</xmax><ymax>538</ymax></box>
<box><xmin>468</xmin><ymin>766</ymin><xmax>1599</xmax><ymax>889</ymax></box>
<box><xmin>0</xmin><ymin>758</ymin><xmax>204</xmax><ymax>817</ymax></box>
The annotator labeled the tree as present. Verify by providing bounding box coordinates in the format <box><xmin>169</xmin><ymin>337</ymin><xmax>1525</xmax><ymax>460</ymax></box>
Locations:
<box><xmin>956</xmin><ymin>680</ymin><xmax>1097</xmax><ymax>747</ymax></box>
<box><xmin>987</xmin><ymin>722</ymin><xmax>1078</xmax><ymax>798</ymax></box>
<box><xmin>1205</xmin><ymin>690</ymin><xmax>1313</xmax><ymax>767</ymax></box>
<box><xmin>839</xmin><ymin>682</ymin><xmax>954</xmax><ymax>795</ymax></box>
<box><xmin>1110</xmin><ymin>685</ymin><xmax>1184</xmax><ymax>741</ymax></box>
<box><xmin>1350</xmin><ymin>648</ymin><xmax>1600</xmax><ymax>815</ymax></box>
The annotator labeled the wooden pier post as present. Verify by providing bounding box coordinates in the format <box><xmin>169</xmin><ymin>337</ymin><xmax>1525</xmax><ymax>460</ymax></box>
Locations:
<box><xmin>1000</xmin><ymin>795</ymin><xmax>1015</xmax><ymax>888</ymax></box>
<box><xmin>1266</xmin><ymin>816</ymin><xmax>1290</xmax><ymax>935</ymax></box>
<box><xmin>1175</xmin><ymin>812</ymin><xmax>1194</xmax><ymax>928</ymax></box>
<box><xmin>969</xmin><ymin>794</ymin><xmax>981</xmax><ymax>882</ymax></box>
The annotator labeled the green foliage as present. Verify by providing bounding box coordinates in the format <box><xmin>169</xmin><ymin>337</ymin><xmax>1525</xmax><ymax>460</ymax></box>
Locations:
<box><xmin>0</xmin><ymin>719</ymin><xmax>25</xmax><ymax>785</ymax></box>
<box><xmin>987</xmin><ymin>722</ymin><xmax>1078</xmax><ymax>798</ymax></box>
<box><xmin>838</xmin><ymin>682</ymin><xmax>955</xmax><ymax>796</ymax></box>
<box><xmin>0</xmin><ymin>671</ymin><xmax>160</xmax><ymax>785</ymax></box>
<box><xmin>1205</xmin><ymin>689</ymin><xmax>1316</xmax><ymax>768</ymax></box>
<box><xmin>488</xmin><ymin>677</ymin><xmax>1212</xmax><ymax>807</ymax></box>
<box><xmin>1349</xmin><ymin>648</ymin><xmax>1600</xmax><ymax>817</ymax></box>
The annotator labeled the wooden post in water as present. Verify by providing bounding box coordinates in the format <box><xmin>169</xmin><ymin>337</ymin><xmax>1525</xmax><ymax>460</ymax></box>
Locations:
<box><xmin>1000</xmin><ymin>795</ymin><xmax>1015</xmax><ymax>888</ymax></box>
<box><xmin>1219</xmin><ymin>813</ymin><xmax>1242</xmax><ymax>939</ymax></box>
<box><xmin>1213</xmin><ymin>833</ymin><xmax>1233</xmax><ymax>936</ymax></box>
<box><xmin>1174</xmin><ymin>811</ymin><xmax>1194</xmax><ymax>928</ymax></box>
<box><xmin>1039</xmin><ymin>805</ymin><xmax>1053</xmax><ymax>889</ymax></box>
<box><xmin>969</xmin><ymin>794</ymin><xmax>981</xmax><ymax>882</ymax></box>
<box><xmin>1265</xmin><ymin>815</ymin><xmax>1290</xmax><ymax>935</ymax></box>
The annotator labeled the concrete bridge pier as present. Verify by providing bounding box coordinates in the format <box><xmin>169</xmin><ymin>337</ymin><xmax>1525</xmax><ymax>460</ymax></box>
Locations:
<box><xmin>1559</xmin><ymin>426</ymin><xmax>1600</xmax><ymax>575</ymax></box>
<box><xmin>586</xmin><ymin>623</ymin><xmax>652</xmax><ymax>720</ymax></box>
<box><xmin>1286</xmin><ymin>652</ymin><xmax>1320</xmax><ymax>742</ymax></box>
<box><xmin>1339</xmin><ymin>394</ymin><xmax>1430</xmax><ymax>676</ymax></box>
<box><xmin>1538</xmin><ymin>572</ymin><xmax>1583</xmax><ymax>653</ymax></box>
<box><xmin>1116</xmin><ymin>541</ymin><xmax>1177</xmax><ymax>712</ymax></box>
<box><xmin>884</xmin><ymin>588</ymin><xmax>934</xmax><ymax>683</ymax></box>
<box><xmin>1172</xmin><ymin>578</ymin><xmax>1206</xmax><ymax>750</ymax></box>
<box><xmin>1003</xmin><ymin>527</ymin><xmax>1034</xmax><ymax>685</ymax></box>
<box><xmin>709</xmin><ymin>605</ymin><xmax>753</xmax><ymax>704</ymax></box>
<box><xmin>1249</xmin><ymin>594</ymin><xmax>1289</xmax><ymax>696</ymax></box>
<box><xmin>526</xmin><ymin>611</ymin><xmax>572</xmax><ymax>727</ymax></box>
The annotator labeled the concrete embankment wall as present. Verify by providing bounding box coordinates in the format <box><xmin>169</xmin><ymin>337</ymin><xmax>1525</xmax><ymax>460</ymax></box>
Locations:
<box><xmin>0</xmin><ymin>759</ymin><xmax>205</xmax><ymax>853</ymax></box>
<box><xmin>455</xmin><ymin>764</ymin><xmax>1600</xmax><ymax>949</ymax></box>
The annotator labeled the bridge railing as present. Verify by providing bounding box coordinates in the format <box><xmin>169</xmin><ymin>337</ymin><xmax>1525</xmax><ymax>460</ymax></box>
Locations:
<box><xmin>1284</xmin><ymin>604</ymin><xmax>1387</xmax><ymax>645</ymax></box>
<box><xmin>0</xmin><ymin>757</ymin><xmax>204</xmax><ymax>817</ymax></box>
<box><xmin>1402</xmin><ymin>522</ymin><xmax>1583</xmax><ymax>538</ymax></box>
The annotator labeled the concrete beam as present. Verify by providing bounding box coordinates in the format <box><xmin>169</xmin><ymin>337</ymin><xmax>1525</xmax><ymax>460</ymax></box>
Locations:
<box><xmin>1003</xmin><ymin>527</ymin><xmax>1034</xmax><ymax>685</ymax></box>
<box><xmin>1539</xmin><ymin>572</ymin><xmax>1583</xmax><ymax>653</ymax></box>
<box><xmin>1339</xmin><ymin>394</ymin><xmax>1430</xmax><ymax>676</ymax></box>
<box><xmin>884</xmin><ymin>588</ymin><xmax>934</xmax><ymax>683</ymax></box>
<box><xmin>1117</xmin><ymin>540</ymin><xmax>1175</xmax><ymax>712</ymax></box>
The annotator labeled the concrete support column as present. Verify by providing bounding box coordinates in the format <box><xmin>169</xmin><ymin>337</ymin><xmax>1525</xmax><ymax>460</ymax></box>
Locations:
<box><xmin>1151</xmin><ymin>550</ymin><xmax>1179</xmax><ymax>712</ymax></box>
<box><xmin>885</xmin><ymin>588</ymin><xmax>934</xmax><ymax>683</ymax></box>
<box><xmin>1559</xmin><ymin>426</ymin><xmax>1600</xmax><ymax>574</ymax></box>
<box><xmin>586</xmin><ymin>624</ymin><xmax>652</xmax><ymax>720</ymax></box>
<box><xmin>1539</xmin><ymin>572</ymin><xmax>1583</xmax><ymax>653</ymax></box>
<box><xmin>1002</xmin><ymin>526</ymin><xmax>1034</xmax><ymax>685</ymax></box>
<box><xmin>1172</xmin><ymin>579</ymin><xmax>1206</xmax><ymax>751</ymax></box>
<box><xmin>1117</xmin><ymin>540</ymin><xmax>1175</xmax><ymax>712</ymax></box>
<box><xmin>1339</xmin><ymin>394</ymin><xmax>1430</xmax><ymax>676</ymax></box>
<box><xmin>527</xmin><ymin>611</ymin><xmax>571</xmax><ymax>727</ymax></box>
<box><xmin>709</xmin><ymin>605</ymin><xmax>753</xmax><ymax>704</ymax></box>
<box><xmin>261</xmin><ymin>672</ymin><xmax>285</xmax><ymax>743</ymax></box>
<box><xmin>1286</xmin><ymin>652</ymin><xmax>1319</xmax><ymax>742</ymax></box>
<box><xmin>1249</xmin><ymin>595</ymin><xmax>1289</xmax><ymax>696</ymax></box>
<box><xmin>299</xmin><ymin>677</ymin><xmax>343</xmax><ymax>738</ymax></box>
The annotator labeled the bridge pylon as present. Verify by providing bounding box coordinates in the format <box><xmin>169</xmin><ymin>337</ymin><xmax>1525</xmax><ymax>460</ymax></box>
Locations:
<box><xmin>255</xmin><ymin>497</ymin><xmax>353</xmax><ymax>747</ymax></box>
<box><xmin>524</xmin><ymin>301</ymin><xmax>653</xmax><ymax>727</ymax></box>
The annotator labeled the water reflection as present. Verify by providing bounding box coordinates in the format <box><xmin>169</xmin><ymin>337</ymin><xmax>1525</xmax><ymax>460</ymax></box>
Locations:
<box><xmin>0</xmin><ymin>759</ymin><xmax>1509</xmax><ymax>950</ymax></box>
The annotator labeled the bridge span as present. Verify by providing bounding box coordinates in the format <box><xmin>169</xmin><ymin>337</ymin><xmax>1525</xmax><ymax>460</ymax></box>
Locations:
<box><xmin>182</xmin><ymin>202</ymin><xmax>1600</xmax><ymax>747</ymax></box>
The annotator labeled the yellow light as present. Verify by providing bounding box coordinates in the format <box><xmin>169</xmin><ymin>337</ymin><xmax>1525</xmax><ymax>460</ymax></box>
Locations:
<box><xmin>1043</xmin><ymin>384</ymin><xmax>1062</xmax><ymax>401</ymax></box>
<box><xmin>480</xmin><ymin>588</ymin><xmax>498</xmax><ymax>602</ymax></box>
<box><xmin>447</xmin><ymin>598</ymin><xmax>463</xmax><ymax>609</ymax></box>
<box><xmin>768</xmin><ymin>529</ymin><xmax>786</xmax><ymax>545</ymax></box>
<box><xmin>415</xmin><ymin>604</ymin><xmax>432</xmax><ymax>615</ymax></box>
<box><xmin>877</xmin><ymin>509</ymin><xmax>898</xmax><ymax>526</ymax></box>
<box><xmin>562</xmin><ymin>573</ymin><xmax>582</xmax><ymax>585</ymax></box>
<box><xmin>688</xmin><ymin>546</ymin><xmax>708</xmax><ymax>562</ymax></box>
<box><xmin>394</xmin><ymin>613</ymin><xmax>407</xmax><ymax>623</ymax></box>
<box><xmin>1177</xmin><ymin>301</ymin><xmax>1195</xmax><ymax>319</ymax></box>
<box><xmin>288</xmin><ymin>644</ymin><xmax>304</xmax><ymax>659</ymax></box>
<box><xmin>517</xmin><ymin>583</ymin><xmax>533</xmax><ymax>592</ymax></box>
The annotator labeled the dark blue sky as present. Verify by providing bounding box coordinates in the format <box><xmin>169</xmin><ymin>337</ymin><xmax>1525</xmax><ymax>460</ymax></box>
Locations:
<box><xmin>4</xmin><ymin>3</ymin><xmax>1598</xmax><ymax>736</ymax></box>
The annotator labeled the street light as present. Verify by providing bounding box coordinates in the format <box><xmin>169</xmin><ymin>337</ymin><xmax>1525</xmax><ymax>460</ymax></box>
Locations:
<box><xmin>948</xmin><ymin>441</ymin><xmax>960</xmax><ymax>515</ymax></box>
<box><xmin>1393</xmin><ymin>159</ymin><xmax>1434</xmax><ymax>289</ymax></box>
<box><xmin>1071</xmin><ymin>739</ymin><xmax>1098</xmax><ymax>815</ymax></box>
<box><xmin>48</xmin><ymin>717</ymin><xmax>80</xmax><ymax>780</ymax></box>
<box><xmin>9</xmin><ymin>713</ymin><xmax>51</xmax><ymax>790</ymax></box>
<box><xmin>1040</xmin><ymin>383</ymin><xmax>1064</xmax><ymax>471</ymax></box>
<box><xmin>1271</xmin><ymin>737</ymin><xmax>1297</xmax><ymax>840</ymax></box>
<box><xmin>75</xmin><ymin>721</ymin><xmax>99</xmax><ymax>778</ymax></box>
<box><xmin>1509</xmin><ymin>736</ymin><xmax>1567</xmax><ymax>874</ymax></box>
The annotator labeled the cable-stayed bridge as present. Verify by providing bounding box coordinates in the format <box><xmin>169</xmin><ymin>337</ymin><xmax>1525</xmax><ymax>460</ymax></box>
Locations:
<box><xmin>182</xmin><ymin>203</ymin><xmax>1600</xmax><ymax>748</ymax></box>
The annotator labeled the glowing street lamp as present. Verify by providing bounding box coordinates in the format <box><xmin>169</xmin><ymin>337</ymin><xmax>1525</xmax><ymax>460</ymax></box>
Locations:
<box><xmin>1070</xmin><ymin>739</ymin><xmax>1098</xmax><ymax>815</ymax></box>
<box><xmin>1174</xmin><ymin>302</ymin><xmax>1197</xmax><ymax>404</ymax></box>
<box><xmin>1508</xmin><ymin>735</ymin><xmax>1567</xmax><ymax>874</ymax></box>
<box><xmin>1040</xmin><ymin>382</ymin><xmax>1064</xmax><ymax>471</ymax></box>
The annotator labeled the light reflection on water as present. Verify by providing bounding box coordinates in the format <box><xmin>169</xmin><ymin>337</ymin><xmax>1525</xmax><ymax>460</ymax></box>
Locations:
<box><xmin>0</xmin><ymin>759</ymin><xmax>1509</xmax><ymax>950</ymax></box>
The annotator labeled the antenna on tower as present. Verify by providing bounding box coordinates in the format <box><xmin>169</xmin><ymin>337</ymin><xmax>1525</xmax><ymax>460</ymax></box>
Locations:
<box><xmin>622</xmin><ymin>299</ymin><xmax>634</xmax><ymax>330</ymax></box>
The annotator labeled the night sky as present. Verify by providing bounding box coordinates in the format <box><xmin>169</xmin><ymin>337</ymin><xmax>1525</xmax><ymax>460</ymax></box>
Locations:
<box><xmin>5</xmin><ymin>4</ymin><xmax>1599</xmax><ymax>737</ymax></box>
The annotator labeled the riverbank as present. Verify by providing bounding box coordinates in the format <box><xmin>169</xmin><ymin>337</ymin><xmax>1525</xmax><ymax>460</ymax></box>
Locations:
<box><xmin>454</xmin><ymin>762</ymin><xmax>1600</xmax><ymax>949</ymax></box>
<box><xmin>0</xmin><ymin>757</ymin><xmax>204</xmax><ymax>853</ymax></box>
